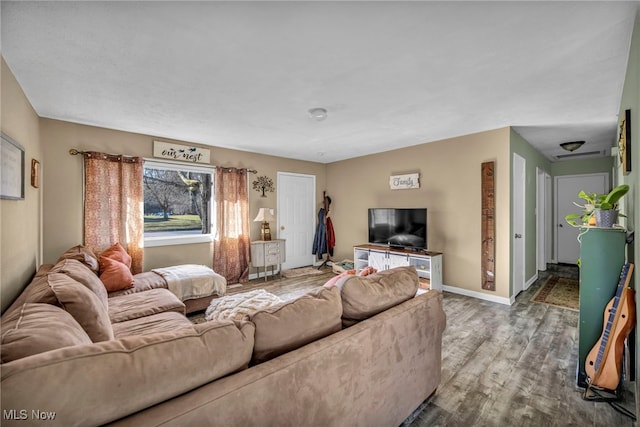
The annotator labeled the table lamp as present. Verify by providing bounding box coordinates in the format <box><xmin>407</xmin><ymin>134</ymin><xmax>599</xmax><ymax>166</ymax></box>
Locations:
<box><xmin>254</xmin><ymin>208</ymin><xmax>276</xmax><ymax>240</ymax></box>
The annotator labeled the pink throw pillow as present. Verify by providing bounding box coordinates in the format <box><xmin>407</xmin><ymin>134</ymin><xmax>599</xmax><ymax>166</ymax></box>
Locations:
<box><xmin>99</xmin><ymin>256</ymin><xmax>134</xmax><ymax>292</ymax></box>
<box><xmin>358</xmin><ymin>266</ymin><xmax>377</xmax><ymax>277</ymax></box>
<box><xmin>100</xmin><ymin>242</ymin><xmax>132</xmax><ymax>269</ymax></box>
<box><xmin>323</xmin><ymin>269</ymin><xmax>356</xmax><ymax>289</ymax></box>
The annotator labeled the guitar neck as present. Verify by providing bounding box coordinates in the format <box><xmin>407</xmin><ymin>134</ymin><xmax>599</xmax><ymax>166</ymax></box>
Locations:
<box><xmin>594</xmin><ymin>263</ymin><xmax>634</xmax><ymax>372</ymax></box>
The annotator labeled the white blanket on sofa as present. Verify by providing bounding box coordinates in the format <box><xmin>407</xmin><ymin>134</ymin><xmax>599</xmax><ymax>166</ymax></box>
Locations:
<box><xmin>205</xmin><ymin>289</ymin><xmax>282</xmax><ymax>322</ymax></box>
<box><xmin>152</xmin><ymin>264</ymin><xmax>227</xmax><ymax>301</ymax></box>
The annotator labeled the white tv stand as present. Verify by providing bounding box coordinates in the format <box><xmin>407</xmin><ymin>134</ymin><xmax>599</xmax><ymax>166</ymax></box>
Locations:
<box><xmin>353</xmin><ymin>244</ymin><xmax>443</xmax><ymax>291</ymax></box>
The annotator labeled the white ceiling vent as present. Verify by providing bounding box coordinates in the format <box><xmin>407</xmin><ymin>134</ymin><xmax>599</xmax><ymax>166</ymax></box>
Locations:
<box><xmin>554</xmin><ymin>150</ymin><xmax>606</xmax><ymax>160</ymax></box>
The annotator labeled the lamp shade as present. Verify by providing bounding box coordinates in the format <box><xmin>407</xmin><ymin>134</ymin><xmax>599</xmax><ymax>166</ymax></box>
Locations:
<box><xmin>254</xmin><ymin>208</ymin><xmax>276</xmax><ymax>222</ymax></box>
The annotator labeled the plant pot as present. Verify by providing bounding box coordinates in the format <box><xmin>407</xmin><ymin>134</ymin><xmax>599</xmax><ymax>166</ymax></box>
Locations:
<box><xmin>594</xmin><ymin>209</ymin><xmax>618</xmax><ymax>228</ymax></box>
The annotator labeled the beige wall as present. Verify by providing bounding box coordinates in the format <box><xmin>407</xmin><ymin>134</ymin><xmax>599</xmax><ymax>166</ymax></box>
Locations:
<box><xmin>1</xmin><ymin>58</ymin><xmax>43</xmax><ymax>311</ymax></box>
<box><xmin>40</xmin><ymin>119</ymin><xmax>327</xmax><ymax>271</ymax></box>
<box><xmin>327</xmin><ymin>128</ymin><xmax>512</xmax><ymax>299</ymax></box>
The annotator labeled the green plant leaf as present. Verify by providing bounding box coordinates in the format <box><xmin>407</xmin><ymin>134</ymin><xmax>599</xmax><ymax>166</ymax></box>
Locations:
<box><xmin>564</xmin><ymin>213</ymin><xmax>582</xmax><ymax>227</ymax></box>
<box><xmin>603</xmin><ymin>184</ymin><xmax>629</xmax><ymax>206</ymax></box>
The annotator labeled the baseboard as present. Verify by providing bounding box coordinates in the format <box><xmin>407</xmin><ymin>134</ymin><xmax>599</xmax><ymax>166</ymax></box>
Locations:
<box><xmin>442</xmin><ymin>284</ymin><xmax>512</xmax><ymax>306</ymax></box>
<box><xmin>248</xmin><ymin>269</ymin><xmax>280</xmax><ymax>281</ymax></box>
<box><xmin>524</xmin><ymin>273</ymin><xmax>538</xmax><ymax>291</ymax></box>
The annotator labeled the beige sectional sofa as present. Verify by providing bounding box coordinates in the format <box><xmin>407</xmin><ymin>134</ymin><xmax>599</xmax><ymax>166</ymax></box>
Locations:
<box><xmin>1</xmin><ymin>250</ymin><xmax>446</xmax><ymax>427</ymax></box>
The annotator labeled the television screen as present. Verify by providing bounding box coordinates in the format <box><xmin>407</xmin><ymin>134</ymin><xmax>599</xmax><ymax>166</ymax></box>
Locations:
<box><xmin>368</xmin><ymin>208</ymin><xmax>427</xmax><ymax>249</ymax></box>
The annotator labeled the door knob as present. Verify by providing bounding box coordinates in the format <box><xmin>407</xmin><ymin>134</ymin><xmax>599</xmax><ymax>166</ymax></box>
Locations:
<box><xmin>280</xmin><ymin>226</ymin><xmax>285</xmax><ymax>230</ymax></box>
<box><xmin>514</xmin><ymin>233</ymin><xmax>522</xmax><ymax>238</ymax></box>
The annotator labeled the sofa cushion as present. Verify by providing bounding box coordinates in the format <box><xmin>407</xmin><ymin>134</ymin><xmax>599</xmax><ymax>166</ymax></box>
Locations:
<box><xmin>205</xmin><ymin>289</ymin><xmax>282</xmax><ymax>322</ymax></box>
<box><xmin>2</xmin><ymin>265</ymin><xmax>59</xmax><ymax>316</ymax></box>
<box><xmin>338</xmin><ymin>265</ymin><xmax>419</xmax><ymax>324</ymax></box>
<box><xmin>0</xmin><ymin>320</ymin><xmax>255</xmax><ymax>427</ymax></box>
<box><xmin>57</xmin><ymin>244</ymin><xmax>100</xmax><ymax>274</ymax></box>
<box><xmin>48</xmin><ymin>273</ymin><xmax>115</xmax><ymax>342</ymax></box>
<box><xmin>108</xmin><ymin>288</ymin><xmax>186</xmax><ymax>323</ymax></box>
<box><xmin>112</xmin><ymin>311</ymin><xmax>194</xmax><ymax>338</ymax></box>
<box><xmin>251</xmin><ymin>286</ymin><xmax>342</xmax><ymax>364</ymax></box>
<box><xmin>100</xmin><ymin>242</ymin><xmax>132</xmax><ymax>268</ymax></box>
<box><xmin>99</xmin><ymin>255</ymin><xmax>134</xmax><ymax>292</ymax></box>
<box><xmin>50</xmin><ymin>258</ymin><xmax>109</xmax><ymax>309</ymax></box>
<box><xmin>108</xmin><ymin>271</ymin><xmax>168</xmax><ymax>297</ymax></box>
<box><xmin>1</xmin><ymin>303</ymin><xmax>92</xmax><ymax>363</ymax></box>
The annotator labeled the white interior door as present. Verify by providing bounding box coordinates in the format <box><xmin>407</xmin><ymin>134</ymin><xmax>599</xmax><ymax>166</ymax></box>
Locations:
<box><xmin>277</xmin><ymin>172</ymin><xmax>315</xmax><ymax>269</ymax></box>
<box><xmin>513</xmin><ymin>153</ymin><xmax>526</xmax><ymax>297</ymax></box>
<box><xmin>554</xmin><ymin>173</ymin><xmax>608</xmax><ymax>264</ymax></box>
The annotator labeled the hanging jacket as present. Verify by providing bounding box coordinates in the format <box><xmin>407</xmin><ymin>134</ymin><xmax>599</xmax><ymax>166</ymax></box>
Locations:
<box><xmin>326</xmin><ymin>216</ymin><xmax>335</xmax><ymax>256</ymax></box>
<box><xmin>312</xmin><ymin>208</ymin><xmax>327</xmax><ymax>259</ymax></box>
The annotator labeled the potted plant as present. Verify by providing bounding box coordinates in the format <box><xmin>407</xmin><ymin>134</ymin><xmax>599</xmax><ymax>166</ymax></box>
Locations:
<box><xmin>564</xmin><ymin>184</ymin><xmax>629</xmax><ymax>228</ymax></box>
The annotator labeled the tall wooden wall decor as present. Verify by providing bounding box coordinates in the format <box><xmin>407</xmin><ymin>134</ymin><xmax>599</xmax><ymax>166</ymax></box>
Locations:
<box><xmin>481</xmin><ymin>161</ymin><xmax>495</xmax><ymax>291</ymax></box>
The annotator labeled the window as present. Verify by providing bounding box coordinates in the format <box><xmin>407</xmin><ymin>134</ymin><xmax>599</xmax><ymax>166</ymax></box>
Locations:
<box><xmin>143</xmin><ymin>160</ymin><xmax>214</xmax><ymax>247</ymax></box>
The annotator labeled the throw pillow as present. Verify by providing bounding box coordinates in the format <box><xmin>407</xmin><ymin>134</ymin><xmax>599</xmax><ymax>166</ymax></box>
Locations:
<box><xmin>99</xmin><ymin>256</ymin><xmax>135</xmax><ymax>292</ymax></box>
<box><xmin>1</xmin><ymin>303</ymin><xmax>92</xmax><ymax>363</ymax></box>
<box><xmin>48</xmin><ymin>272</ymin><xmax>115</xmax><ymax>342</ymax></box>
<box><xmin>251</xmin><ymin>286</ymin><xmax>343</xmax><ymax>364</ymax></box>
<box><xmin>358</xmin><ymin>266</ymin><xmax>377</xmax><ymax>276</ymax></box>
<box><xmin>51</xmin><ymin>258</ymin><xmax>109</xmax><ymax>308</ymax></box>
<box><xmin>100</xmin><ymin>242</ymin><xmax>132</xmax><ymax>269</ymax></box>
<box><xmin>340</xmin><ymin>266</ymin><xmax>419</xmax><ymax>325</ymax></box>
<box><xmin>57</xmin><ymin>245</ymin><xmax>100</xmax><ymax>274</ymax></box>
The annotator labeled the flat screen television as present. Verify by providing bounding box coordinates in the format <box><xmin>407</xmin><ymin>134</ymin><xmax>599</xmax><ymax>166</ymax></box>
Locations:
<box><xmin>368</xmin><ymin>208</ymin><xmax>427</xmax><ymax>250</ymax></box>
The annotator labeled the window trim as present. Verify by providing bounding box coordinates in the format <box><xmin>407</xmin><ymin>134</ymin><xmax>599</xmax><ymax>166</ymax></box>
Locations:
<box><xmin>143</xmin><ymin>159</ymin><xmax>215</xmax><ymax>247</ymax></box>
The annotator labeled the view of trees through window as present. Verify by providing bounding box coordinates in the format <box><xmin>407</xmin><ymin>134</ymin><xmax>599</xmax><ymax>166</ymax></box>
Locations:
<box><xmin>143</xmin><ymin>163</ymin><xmax>213</xmax><ymax>236</ymax></box>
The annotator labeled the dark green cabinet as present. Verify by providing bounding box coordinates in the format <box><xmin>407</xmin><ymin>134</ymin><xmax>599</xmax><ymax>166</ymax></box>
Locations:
<box><xmin>576</xmin><ymin>227</ymin><xmax>626</xmax><ymax>388</ymax></box>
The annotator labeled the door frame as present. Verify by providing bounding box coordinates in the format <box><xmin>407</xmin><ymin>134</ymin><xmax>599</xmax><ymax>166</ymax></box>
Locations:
<box><xmin>512</xmin><ymin>153</ymin><xmax>526</xmax><ymax>297</ymax></box>
<box><xmin>536</xmin><ymin>168</ymin><xmax>551</xmax><ymax>271</ymax></box>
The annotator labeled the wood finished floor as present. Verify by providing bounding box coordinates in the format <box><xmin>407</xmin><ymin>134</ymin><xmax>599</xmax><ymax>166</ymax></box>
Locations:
<box><xmin>410</xmin><ymin>265</ymin><xmax>636</xmax><ymax>427</ymax></box>
<box><xmin>194</xmin><ymin>265</ymin><xmax>636</xmax><ymax>426</ymax></box>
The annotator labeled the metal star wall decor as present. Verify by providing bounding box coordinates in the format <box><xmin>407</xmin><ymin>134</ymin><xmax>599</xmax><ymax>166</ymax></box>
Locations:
<box><xmin>252</xmin><ymin>175</ymin><xmax>275</xmax><ymax>197</ymax></box>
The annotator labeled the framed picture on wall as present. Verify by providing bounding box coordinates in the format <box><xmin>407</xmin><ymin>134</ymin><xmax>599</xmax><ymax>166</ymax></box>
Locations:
<box><xmin>618</xmin><ymin>109</ymin><xmax>632</xmax><ymax>175</ymax></box>
<box><xmin>31</xmin><ymin>159</ymin><xmax>40</xmax><ymax>188</ymax></box>
<box><xmin>1</xmin><ymin>133</ymin><xmax>25</xmax><ymax>200</ymax></box>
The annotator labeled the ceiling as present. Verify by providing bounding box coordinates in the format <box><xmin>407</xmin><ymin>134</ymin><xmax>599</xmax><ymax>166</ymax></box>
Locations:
<box><xmin>2</xmin><ymin>1</ymin><xmax>638</xmax><ymax>163</ymax></box>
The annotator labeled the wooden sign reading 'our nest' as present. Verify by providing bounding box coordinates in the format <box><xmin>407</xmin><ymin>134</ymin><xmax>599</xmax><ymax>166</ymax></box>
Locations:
<box><xmin>153</xmin><ymin>141</ymin><xmax>210</xmax><ymax>164</ymax></box>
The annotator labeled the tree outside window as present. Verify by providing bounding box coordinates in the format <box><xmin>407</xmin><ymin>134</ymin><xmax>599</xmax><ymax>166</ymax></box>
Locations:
<box><xmin>143</xmin><ymin>161</ymin><xmax>213</xmax><ymax>241</ymax></box>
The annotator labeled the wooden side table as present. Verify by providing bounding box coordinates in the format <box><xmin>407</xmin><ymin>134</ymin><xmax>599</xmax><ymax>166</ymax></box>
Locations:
<box><xmin>250</xmin><ymin>239</ymin><xmax>286</xmax><ymax>281</ymax></box>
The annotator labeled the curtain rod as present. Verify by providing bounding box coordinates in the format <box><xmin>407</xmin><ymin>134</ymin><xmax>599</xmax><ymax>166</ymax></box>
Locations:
<box><xmin>69</xmin><ymin>148</ymin><xmax>140</xmax><ymax>160</ymax></box>
<box><xmin>218</xmin><ymin>166</ymin><xmax>258</xmax><ymax>174</ymax></box>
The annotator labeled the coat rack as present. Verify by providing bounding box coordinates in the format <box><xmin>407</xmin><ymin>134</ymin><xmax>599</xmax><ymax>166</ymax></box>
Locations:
<box><xmin>320</xmin><ymin>191</ymin><xmax>333</xmax><ymax>269</ymax></box>
<box><xmin>312</xmin><ymin>191</ymin><xmax>335</xmax><ymax>269</ymax></box>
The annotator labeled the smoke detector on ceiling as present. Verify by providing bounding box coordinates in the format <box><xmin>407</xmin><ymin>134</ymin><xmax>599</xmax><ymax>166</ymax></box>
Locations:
<box><xmin>308</xmin><ymin>107</ymin><xmax>328</xmax><ymax>121</ymax></box>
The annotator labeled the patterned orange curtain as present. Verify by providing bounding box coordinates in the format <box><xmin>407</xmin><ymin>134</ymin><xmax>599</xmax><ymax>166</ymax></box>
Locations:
<box><xmin>83</xmin><ymin>152</ymin><xmax>144</xmax><ymax>273</ymax></box>
<box><xmin>213</xmin><ymin>167</ymin><xmax>250</xmax><ymax>283</ymax></box>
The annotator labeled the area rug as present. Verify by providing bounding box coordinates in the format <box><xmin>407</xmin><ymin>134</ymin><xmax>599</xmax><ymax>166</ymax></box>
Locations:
<box><xmin>281</xmin><ymin>266</ymin><xmax>324</xmax><ymax>279</ymax></box>
<box><xmin>531</xmin><ymin>275</ymin><xmax>579</xmax><ymax>311</ymax></box>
